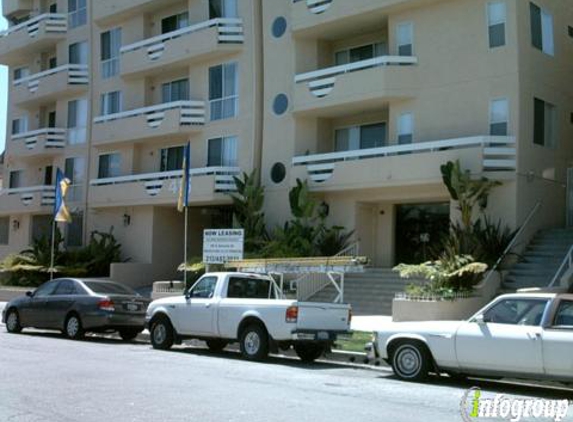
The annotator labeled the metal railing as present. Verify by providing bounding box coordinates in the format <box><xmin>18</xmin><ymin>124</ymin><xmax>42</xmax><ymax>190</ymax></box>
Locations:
<box><xmin>549</xmin><ymin>245</ymin><xmax>573</xmax><ymax>288</ymax></box>
<box><xmin>93</xmin><ymin>100</ymin><xmax>205</xmax><ymax>125</ymax></box>
<box><xmin>0</xmin><ymin>13</ymin><xmax>67</xmax><ymax>37</ymax></box>
<box><xmin>335</xmin><ymin>240</ymin><xmax>360</xmax><ymax>257</ymax></box>
<box><xmin>11</xmin><ymin>128</ymin><xmax>67</xmax><ymax>149</ymax></box>
<box><xmin>13</xmin><ymin>64</ymin><xmax>89</xmax><ymax>87</ymax></box>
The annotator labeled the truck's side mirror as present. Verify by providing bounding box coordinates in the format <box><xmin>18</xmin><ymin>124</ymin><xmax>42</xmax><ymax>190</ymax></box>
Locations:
<box><xmin>474</xmin><ymin>314</ymin><xmax>486</xmax><ymax>325</ymax></box>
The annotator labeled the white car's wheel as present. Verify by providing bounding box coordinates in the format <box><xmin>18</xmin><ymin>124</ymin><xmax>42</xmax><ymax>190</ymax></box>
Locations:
<box><xmin>391</xmin><ymin>341</ymin><xmax>432</xmax><ymax>382</ymax></box>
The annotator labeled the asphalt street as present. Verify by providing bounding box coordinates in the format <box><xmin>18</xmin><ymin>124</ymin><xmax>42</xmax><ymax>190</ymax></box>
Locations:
<box><xmin>1</xmin><ymin>325</ymin><xmax>572</xmax><ymax>422</ymax></box>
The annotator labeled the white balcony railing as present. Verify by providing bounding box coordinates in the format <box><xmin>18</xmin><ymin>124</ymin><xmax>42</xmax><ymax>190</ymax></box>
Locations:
<box><xmin>90</xmin><ymin>167</ymin><xmax>241</xmax><ymax>194</ymax></box>
<box><xmin>292</xmin><ymin>0</ymin><xmax>333</xmax><ymax>15</ymax></box>
<box><xmin>293</xmin><ymin>136</ymin><xmax>516</xmax><ymax>183</ymax></box>
<box><xmin>0</xmin><ymin>13</ymin><xmax>67</xmax><ymax>38</ymax></box>
<box><xmin>120</xmin><ymin>18</ymin><xmax>244</xmax><ymax>59</ymax></box>
<box><xmin>11</xmin><ymin>128</ymin><xmax>67</xmax><ymax>150</ymax></box>
<box><xmin>0</xmin><ymin>185</ymin><xmax>55</xmax><ymax>207</ymax></box>
<box><xmin>93</xmin><ymin>100</ymin><xmax>205</xmax><ymax>127</ymax></box>
<box><xmin>13</xmin><ymin>64</ymin><xmax>89</xmax><ymax>92</ymax></box>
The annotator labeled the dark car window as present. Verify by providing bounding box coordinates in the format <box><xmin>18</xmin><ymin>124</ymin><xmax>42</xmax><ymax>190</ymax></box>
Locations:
<box><xmin>553</xmin><ymin>301</ymin><xmax>573</xmax><ymax>327</ymax></box>
<box><xmin>483</xmin><ymin>299</ymin><xmax>549</xmax><ymax>326</ymax></box>
<box><xmin>33</xmin><ymin>281</ymin><xmax>58</xmax><ymax>297</ymax></box>
<box><xmin>53</xmin><ymin>280</ymin><xmax>78</xmax><ymax>296</ymax></box>
<box><xmin>84</xmin><ymin>281</ymin><xmax>137</xmax><ymax>296</ymax></box>
<box><xmin>227</xmin><ymin>277</ymin><xmax>274</xmax><ymax>299</ymax></box>
<box><xmin>189</xmin><ymin>277</ymin><xmax>217</xmax><ymax>299</ymax></box>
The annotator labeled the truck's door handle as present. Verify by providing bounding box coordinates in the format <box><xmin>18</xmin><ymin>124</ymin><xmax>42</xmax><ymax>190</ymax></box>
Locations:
<box><xmin>205</xmin><ymin>303</ymin><xmax>211</xmax><ymax>308</ymax></box>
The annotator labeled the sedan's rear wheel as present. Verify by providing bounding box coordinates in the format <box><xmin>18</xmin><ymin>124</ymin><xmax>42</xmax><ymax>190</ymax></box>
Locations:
<box><xmin>150</xmin><ymin>318</ymin><xmax>174</xmax><ymax>350</ymax></box>
<box><xmin>119</xmin><ymin>329</ymin><xmax>141</xmax><ymax>342</ymax></box>
<box><xmin>206</xmin><ymin>339</ymin><xmax>228</xmax><ymax>353</ymax></box>
<box><xmin>294</xmin><ymin>343</ymin><xmax>326</xmax><ymax>363</ymax></box>
<box><xmin>65</xmin><ymin>314</ymin><xmax>84</xmax><ymax>340</ymax></box>
<box><xmin>391</xmin><ymin>341</ymin><xmax>432</xmax><ymax>382</ymax></box>
<box><xmin>5</xmin><ymin>309</ymin><xmax>22</xmax><ymax>334</ymax></box>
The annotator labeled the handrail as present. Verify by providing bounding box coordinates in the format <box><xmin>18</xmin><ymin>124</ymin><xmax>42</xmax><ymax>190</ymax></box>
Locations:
<box><xmin>549</xmin><ymin>245</ymin><xmax>573</xmax><ymax>288</ymax></box>
<box><xmin>13</xmin><ymin>64</ymin><xmax>88</xmax><ymax>86</ymax></box>
<box><xmin>482</xmin><ymin>201</ymin><xmax>542</xmax><ymax>285</ymax></box>
<box><xmin>335</xmin><ymin>241</ymin><xmax>360</xmax><ymax>257</ymax></box>
<box><xmin>295</xmin><ymin>55</ymin><xmax>418</xmax><ymax>83</ymax></box>
<box><xmin>0</xmin><ymin>185</ymin><xmax>54</xmax><ymax>195</ymax></box>
<box><xmin>93</xmin><ymin>100</ymin><xmax>204</xmax><ymax>124</ymax></box>
<box><xmin>11</xmin><ymin>128</ymin><xmax>67</xmax><ymax>140</ymax></box>
<box><xmin>120</xmin><ymin>18</ymin><xmax>242</xmax><ymax>54</ymax></box>
<box><xmin>90</xmin><ymin>167</ymin><xmax>241</xmax><ymax>186</ymax></box>
<box><xmin>0</xmin><ymin>13</ymin><xmax>66</xmax><ymax>37</ymax></box>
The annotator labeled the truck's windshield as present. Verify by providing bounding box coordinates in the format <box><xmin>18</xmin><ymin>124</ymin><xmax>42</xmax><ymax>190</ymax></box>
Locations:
<box><xmin>227</xmin><ymin>277</ymin><xmax>276</xmax><ymax>299</ymax></box>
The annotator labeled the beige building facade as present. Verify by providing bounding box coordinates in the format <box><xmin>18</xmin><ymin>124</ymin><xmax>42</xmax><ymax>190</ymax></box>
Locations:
<box><xmin>0</xmin><ymin>0</ymin><xmax>572</xmax><ymax>284</ymax></box>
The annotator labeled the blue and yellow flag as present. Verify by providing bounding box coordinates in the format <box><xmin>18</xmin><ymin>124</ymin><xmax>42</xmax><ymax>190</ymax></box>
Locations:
<box><xmin>54</xmin><ymin>168</ymin><xmax>72</xmax><ymax>223</ymax></box>
<box><xmin>177</xmin><ymin>142</ymin><xmax>191</xmax><ymax>212</ymax></box>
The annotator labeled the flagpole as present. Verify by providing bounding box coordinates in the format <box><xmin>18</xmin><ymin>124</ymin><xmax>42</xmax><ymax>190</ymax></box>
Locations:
<box><xmin>49</xmin><ymin>219</ymin><xmax>56</xmax><ymax>281</ymax></box>
<box><xmin>184</xmin><ymin>205</ymin><xmax>189</xmax><ymax>289</ymax></box>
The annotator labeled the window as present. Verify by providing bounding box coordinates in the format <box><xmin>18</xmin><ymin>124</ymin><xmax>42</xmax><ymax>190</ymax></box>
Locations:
<box><xmin>569</xmin><ymin>26</ymin><xmax>573</xmax><ymax>39</ymax></box>
<box><xmin>487</xmin><ymin>1</ymin><xmax>506</xmax><ymax>48</ymax></box>
<box><xmin>33</xmin><ymin>281</ymin><xmax>59</xmax><ymax>297</ymax></box>
<box><xmin>68</xmin><ymin>0</ymin><xmax>87</xmax><ymax>28</ymax></box>
<box><xmin>9</xmin><ymin>170</ymin><xmax>23</xmax><ymax>189</ymax></box>
<box><xmin>84</xmin><ymin>281</ymin><xmax>137</xmax><ymax>295</ymax></box>
<box><xmin>533</xmin><ymin>98</ymin><xmax>556</xmax><ymax>148</ymax></box>
<box><xmin>66</xmin><ymin>212</ymin><xmax>83</xmax><ymax>247</ymax></box>
<box><xmin>161</xmin><ymin>79</ymin><xmax>190</xmax><ymax>103</ymax></box>
<box><xmin>160</xmin><ymin>146</ymin><xmax>185</xmax><ymax>172</ymax></box>
<box><xmin>207</xmin><ymin>136</ymin><xmax>238</xmax><ymax>167</ymax></box>
<box><xmin>48</xmin><ymin>56</ymin><xmax>57</xmax><ymax>69</ymax></box>
<box><xmin>49</xmin><ymin>3</ymin><xmax>57</xmax><ymax>13</ymax></box>
<box><xmin>69</xmin><ymin>41</ymin><xmax>88</xmax><ymax>65</ymax></box>
<box><xmin>490</xmin><ymin>98</ymin><xmax>509</xmax><ymax>136</ymax></box>
<box><xmin>483</xmin><ymin>299</ymin><xmax>548</xmax><ymax>326</ymax></box>
<box><xmin>44</xmin><ymin>166</ymin><xmax>53</xmax><ymax>185</ymax></box>
<box><xmin>0</xmin><ymin>217</ymin><xmax>9</xmax><ymax>245</ymax></box>
<box><xmin>161</xmin><ymin>12</ymin><xmax>189</xmax><ymax>34</ymax></box>
<box><xmin>101</xmin><ymin>28</ymin><xmax>122</xmax><ymax>79</ymax></box>
<box><xmin>334</xmin><ymin>123</ymin><xmax>386</xmax><ymax>152</ymax></box>
<box><xmin>227</xmin><ymin>277</ymin><xmax>275</xmax><ymax>299</ymax></box>
<box><xmin>398</xmin><ymin>113</ymin><xmax>414</xmax><ymax>144</ymax></box>
<box><xmin>64</xmin><ymin>157</ymin><xmax>86</xmax><ymax>202</ymax></box>
<box><xmin>209</xmin><ymin>0</ymin><xmax>238</xmax><ymax>19</ymax></box>
<box><xmin>98</xmin><ymin>153</ymin><xmax>122</xmax><ymax>179</ymax></box>
<box><xmin>53</xmin><ymin>280</ymin><xmax>78</xmax><ymax>295</ymax></box>
<box><xmin>13</xmin><ymin>67</ymin><xmax>29</xmax><ymax>81</ymax></box>
<box><xmin>31</xmin><ymin>215</ymin><xmax>52</xmax><ymax>242</ymax></box>
<box><xmin>335</xmin><ymin>42</ymin><xmax>387</xmax><ymax>65</ymax></box>
<box><xmin>100</xmin><ymin>91</ymin><xmax>122</xmax><ymax>116</ymax></box>
<box><xmin>68</xmin><ymin>98</ymin><xmax>88</xmax><ymax>144</ymax></box>
<box><xmin>189</xmin><ymin>277</ymin><xmax>218</xmax><ymax>299</ymax></box>
<box><xmin>209</xmin><ymin>62</ymin><xmax>238</xmax><ymax>121</ymax></box>
<box><xmin>47</xmin><ymin>111</ymin><xmax>56</xmax><ymax>128</ymax></box>
<box><xmin>11</xmin><ymin>116</ymin><xmax>28</xmax><ymax>135</ymax></box>
<box><xmin>553</xmin><ymin>301</ymin><xmax>573</xmax><ymax>327</ymax></box>
<box><xmin>530</xmin><ymin>2</ymin><xmax>554</xmax><ymax>55</ymax></box>
<box><xmin>396</xmin><ymin>22</ymin><xmax>414</xmax><ymax>56</ymax></box>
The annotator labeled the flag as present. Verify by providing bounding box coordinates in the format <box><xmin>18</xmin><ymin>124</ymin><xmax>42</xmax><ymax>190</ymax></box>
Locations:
<box><xmin>177</xmin><ymin>142</ymin><xmax>191</xmax><ymax>212</ymax></box>
<box><xmin>54</xmin><ymin>168</ymin><xmax>72</xmax><ymax>223</ymax></box>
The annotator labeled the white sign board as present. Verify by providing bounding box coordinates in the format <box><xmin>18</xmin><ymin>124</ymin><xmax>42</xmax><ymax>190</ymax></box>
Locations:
<box><xmin>203</xmin><ymin>229</ymin><xmax>244</xmax><ymax>264</ymax></box>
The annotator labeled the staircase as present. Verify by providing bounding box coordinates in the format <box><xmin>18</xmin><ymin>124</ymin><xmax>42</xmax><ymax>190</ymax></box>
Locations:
<box><xmin>309</xmin><ymin>268</ymin><xmax>417</xmax><ymax>316</ymax></box>
<box><xmin>503</xmin><ymin>228</ymin><xmax>573</xmax><ymax>291</ymax></box>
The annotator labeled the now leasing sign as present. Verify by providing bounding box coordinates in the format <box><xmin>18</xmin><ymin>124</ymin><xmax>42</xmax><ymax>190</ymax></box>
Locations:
<box><xmin>203</xmin><ymin>229</ymin><xmax>245</xmax><ymax>264</ymax></box>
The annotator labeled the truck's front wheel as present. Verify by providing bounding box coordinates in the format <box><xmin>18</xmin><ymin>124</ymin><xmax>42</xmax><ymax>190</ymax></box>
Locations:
<box><xmin>294</xmin><ymin>343</ymin><xmax>326</xmax><ymax>363</ymax></box>
<box><xmin>239</xmin><ymin>324</ymin><xmax>269</xmax><ymax>361</ymax></box>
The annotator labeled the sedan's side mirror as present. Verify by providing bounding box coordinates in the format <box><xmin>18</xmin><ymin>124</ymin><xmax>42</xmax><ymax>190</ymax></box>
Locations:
<box><xmin>475</xmin><ymin>314</ymin><xmax>486</xmax><ymax>325</ymax></box>
<box><xmin>26</xmin><ymin>291</ymin><xmax>33</xmax><ymax>298</ymax></box>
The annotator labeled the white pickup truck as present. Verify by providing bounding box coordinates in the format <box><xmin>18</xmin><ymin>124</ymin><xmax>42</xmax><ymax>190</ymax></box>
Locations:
<box><xmin>146</xmin><ymin>272</ymin><xmax>352</xmax><ymax>362</ymax></box>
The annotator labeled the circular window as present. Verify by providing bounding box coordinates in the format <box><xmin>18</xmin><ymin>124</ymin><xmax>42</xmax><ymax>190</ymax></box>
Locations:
<box><xmin>272</xmin><ymin>17</ymin><xmax>287</xmax><ymax>38</ymax></box>
<box><xmin>271</xmin><ymin>162</ymin><xmax>286</xmax><ymax>184</ymax></box>
<box><xmin>273</xmin><ymin>94</ymin><xmax>289</xmax><ymax>115</ymax></box>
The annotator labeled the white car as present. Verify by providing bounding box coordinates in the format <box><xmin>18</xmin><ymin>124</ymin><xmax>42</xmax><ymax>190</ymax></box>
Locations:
<box><xmin>146</xmin><ymin>272</ymin><xmax>352</xmax><ymax>362</ymax></box>
<box><xmin>369</xmin><ymin>293</ymin><xmax>573</xmax><ymax>383</ymax></box>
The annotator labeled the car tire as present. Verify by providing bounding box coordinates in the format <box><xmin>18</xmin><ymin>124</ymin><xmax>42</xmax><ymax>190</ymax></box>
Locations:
<box><xmin>206</xmin><ymin>339</ymin><xmax>228</xmax><ymax>353</ymax></box>
<box><xmin>239</xmin><ymin>324</ymin><xmax>269</xmax><ymax>361</ymax></box>
<box><xmin>119</xmin><ymin>329</ymin><xmax>141</xmax><ymax>342</ymax></box>
<box><xmin>5</xmin><ymin>309</ymin><xmax>22</xmax><ymax>334</ymax></box>
<box><xmin>391</xmin><ymin>341</ymin><xmax>432</xmax><ymax>382</ymax></box>
<box><xmin>65</xmin><ymin>314</ymin><xmax>85</xmax><ymax>340</ymax></box>
<box><xmin>294</xmin><ymin>343</ymin><xmax>326</xmax><ymax>363</ymax></box>
<box><xmin>150</xmin><ymin>317</ymin><xmax>174</xmax><ymax>350</ymax></box>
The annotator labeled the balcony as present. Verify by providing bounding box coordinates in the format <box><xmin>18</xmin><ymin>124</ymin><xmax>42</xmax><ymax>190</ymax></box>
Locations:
<box><xmin>91</xmin><ymin>101</ymin><xmax>205</xmax><ymax>146</ymax></box>
<box><xmin>89</xmin><ymin>167</ymin><xmax>240</xmax><ymax>208</ymax></box>
<box><xmin>0</xmin><ymin>14</ymin><xmax>67</xmax><ymax>65</ymax></box>
<box><xmin>0</xmin><ymin>186</ymin><xmax>55</xmax><ymax>214</ymax></box>
<box><xmin>294</xmin><ymin>56</ymin><xmax>419</xmax><ymax>117</ymax></box>
<box><xmin>93</xmin><ymin>0</ymin><xmax>183</xmax><ymax>25</ymax></box>
<box><xmin>2</xmin><ymin>0</ymin><xmax>33</xmax><ymax>17</ymax></box>
<box><xmin>120</xmin><ymin>18</ymin><xmax>244</xmax><ymax>79</ymax></box>
<box><xmin>10</xmin><ymin>128</ymin><xmax>67</xmax><ymax>159</ymax></box>
<box><xmin>291</xmin><ymin>136</ymin><xmax>516</xmax><ymax>192</ymax></box>
<box><xmin>12</xmin><ymin>64</ymin><xmax>89</xmax><ymax>107</ymax></box>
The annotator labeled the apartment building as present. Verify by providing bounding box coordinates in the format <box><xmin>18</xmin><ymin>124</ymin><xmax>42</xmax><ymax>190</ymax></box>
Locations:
<box><xmin>261</xmin><ymin>0</ymin><xmax>573</xmax><ymax>266</ymax></box>
<box><xmin>0</xmin><ymin>0</ymin><xmax>263</xmax><ymax>284</ymax></box>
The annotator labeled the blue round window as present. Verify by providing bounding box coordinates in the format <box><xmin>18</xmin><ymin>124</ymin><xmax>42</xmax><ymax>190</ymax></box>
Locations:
<box><xmin>273</xmin><ymin>94</ymin><xmax>289</xmax><ymax>115</ymax></box>
<box><xmin>272</xmin><ymin>17</ymin><xmax>287</xmax><ymax>38</ymax></box>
